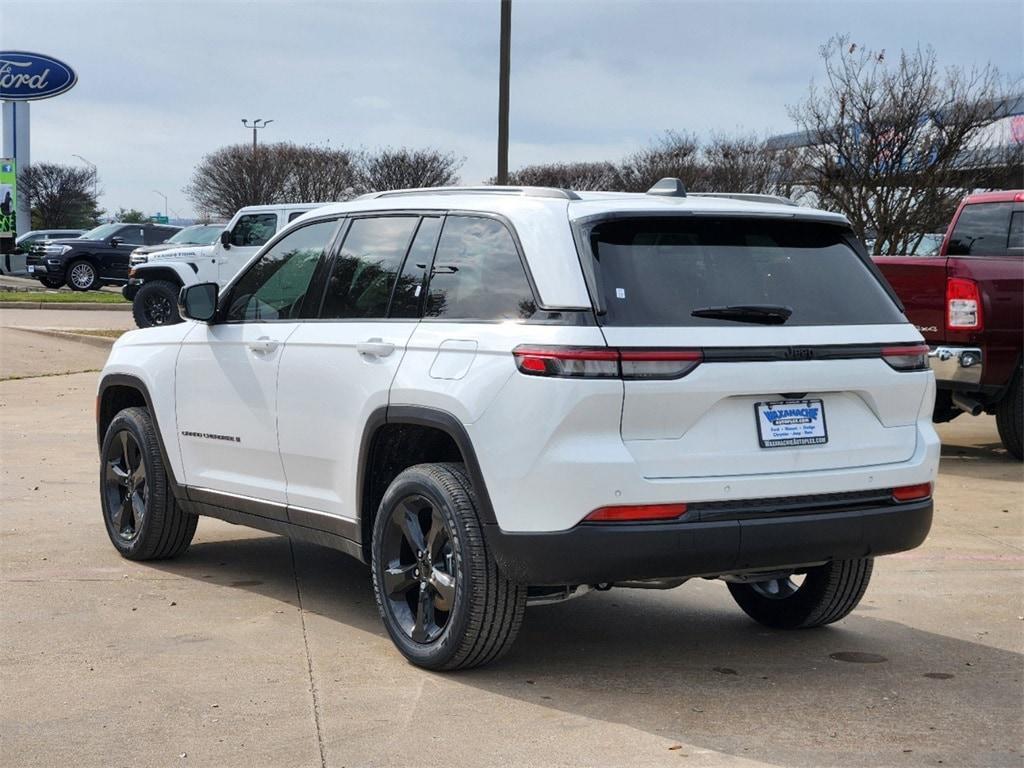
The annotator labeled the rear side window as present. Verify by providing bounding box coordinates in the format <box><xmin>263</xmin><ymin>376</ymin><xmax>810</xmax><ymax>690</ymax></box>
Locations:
<box><xmin>1008</xmin><ymin>210</ymin><xmax>1023</xmax><ymax>253</ymax></box>
<box><xmin>948</xmin><ymin>203</ymin><xmax>1013</xmax><ymax>256</ymax></box>
<box><xmin>230</xmin><ymin>213</ymin><xmax>278</xmax><ymax>247</ymax></box>
<box><xmin>588</xmin><ymin>217</ymin><xmax>905</xmax><ymax>327</ymax></box>
<box><xmin>118</xmin><ymin>226</ymin><xmax>146</xmax><ymax>245</ymax></box>
<box><xmin>424</xmin><ymin>216</ymin><xmax>536</xmax><ymax>320</ymax></box>
<box><xmin>320</xmin><ymin>216</ymin><xmax>420</xmax><ymax>319</ymax></box>
<box><xmin>390</xmin><ymin>216</ymin><xmax>442</xmax><ymax>319</ymax></box>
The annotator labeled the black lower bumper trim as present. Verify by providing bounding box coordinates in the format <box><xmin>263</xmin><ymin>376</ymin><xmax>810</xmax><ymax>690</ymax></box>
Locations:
<box><xmin>484</xmin><ymin>499</ymin><xmax>932</xmax><ymax>586</ymax></box>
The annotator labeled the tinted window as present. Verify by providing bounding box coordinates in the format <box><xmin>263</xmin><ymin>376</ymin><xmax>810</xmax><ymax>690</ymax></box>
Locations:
<box><xmin>225</xmin><ymin>219</ymin><xmax>337</xmax><ymax>322</ymax></box>
<box><xmin>390</xmin><ymin>217</ymin><xmax>442</xmax><ymax>319</ymax></box>
<box><xmin>1008</xmin><ymin>211</ymin><xmax>1023</xmax><ymax>252</ymax></box>
<box><xmin>320</xmin><ymin>216</ymin><xmax>419</xmax><ymax>319</ymax></box>
<box><xmin>948</xmin><ymin>203</ymin><xmax>1013</xmax><ymax>256</ymax></box>
<box><xmin>424</xmin><ymin>216</ymin><xmax>536</xmax><ymax>320</ymax></box>
<box><xmin>589</xmin><ymin>217</ymin><xmax>905</xmax><ymax>327</ymax></box>
<box><xmin>117</xmin><ymin>226</ymin><xmax>146</xmax><ymax>245</ymax></box>
<box><xmin>288</xmin><ymin>210</ymin><xmax>308</xmax><ymax>222</ymax></box>
<box><xmin>230</xmin><ymin>213</ymin><xmax>278</xmax><ymax>247</ymax></box>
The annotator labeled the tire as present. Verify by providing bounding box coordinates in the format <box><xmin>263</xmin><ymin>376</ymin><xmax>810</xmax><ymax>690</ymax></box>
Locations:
<box><xmin>67</xmin><ymin>259</ymin><xmax>99</xmax><ymax>291</ymax></box>
<box><xmin>996</xmin><ymin>371</ymin><xmax>1023</xmax><ymax>461</ymax></box>
<box><xmin>371</xmin><ymin>462</ymin><xmax>526</xmax><ymax>670</ymax></box>
<box><xmin>132</xmin><ymin>280</ymin><xmax>182</xmax><ymax>328</ymax></box>
<box><xmin>99</xmin><ymin>406</ymin><xmax>197</xmax><ymax>560</ymax></box>
<box><xmin>39</xmin><ymin>276</ymin><xmax>64</xmax><ymax>289</ymax></box>
<box><xmin>727</xmin><ymin>558</ymin><xmax>873</xmax><ymax>629</ymax></box>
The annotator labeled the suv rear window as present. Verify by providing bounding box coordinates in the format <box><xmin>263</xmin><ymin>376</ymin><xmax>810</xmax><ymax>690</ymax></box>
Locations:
<box><xmin>587</xmin><ymin>217</ymin><xmax>904</xmax><ymax>327</ymax></box>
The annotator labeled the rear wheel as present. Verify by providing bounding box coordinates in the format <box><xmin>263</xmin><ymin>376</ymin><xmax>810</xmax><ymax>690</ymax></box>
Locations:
<box><xmin>132</xmin><ymin>280</ymin><xmax>182</xmax><ymax>328</ymax></box>
<box><xmin>371</xmin><ymin>462</ymin><xmax>526</xmax><ymax>670</ymax></box>
<box><xmin>67</xmin><ymin>259</ymin><xmax>99</xmax><ymax>291</ymax></box>
<box><xmin>996</xmin><ymin>372</ymin><xmax>1022</xmax><ymax>461</ymax></box>
<box><xmin>100</xmin><ymin>407</ymin><xmax>197</xmax><ymax>560</ymax></box>
<box><xmin>727</xmin><ymin>558</ymin><xmax>873</xmax><ymax>629</ymax></box>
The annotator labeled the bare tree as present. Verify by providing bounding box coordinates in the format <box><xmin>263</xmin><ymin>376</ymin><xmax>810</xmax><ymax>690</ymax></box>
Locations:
<box><xmin>698</xmin><ymin>136</ymin><xmax>801</xmax><ymax>198</ymax></box>
<box><xmin>501</xmin><ymin>161</ymin><xmax>620</xmax><ymax>190</ymax></box>
<box><xmin>357</xmin><ymin>148</ymin><xmax>463</xmax><ymax>192</ymax></box>
<box><xmin>22</xmin><ymin>163</ymin><xmax>101</xmax><ymax>229</ymax></box>
<box><xmin>790</xmin><ymin>36</ymin><xmax>1019</xmax><ymax>254</ymax></box>
<box><xmin>613</xmin><ymin>131</ymin><xmax>701</xmax><ymax>192</ymax></box>
<box><xmin>283</xmin><ymin>144</ymin><xmax>360</xmax><ymax>203</ymax></box>
<box><xmin>184</xmin><ymin>143</ymin><xmax>296</xmax><ymax>219</ymax></box>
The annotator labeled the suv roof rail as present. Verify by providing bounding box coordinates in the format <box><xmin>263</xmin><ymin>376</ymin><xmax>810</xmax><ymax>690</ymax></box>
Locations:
<box><xmin>356</xmin><ymin>185</ymin><xmax>581</xmax><ymax>201</ymax></box>
<box><xmin>689</xmin><ymin>192</ymin><xmax>798</xmax><ymax>207</ymax></box>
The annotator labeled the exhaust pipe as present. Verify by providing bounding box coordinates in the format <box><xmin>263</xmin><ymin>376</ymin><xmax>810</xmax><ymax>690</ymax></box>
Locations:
<box><xmin>951</xmin><ymin>392</ymin><xmax>983</xmax><ymax>417</ymax></box>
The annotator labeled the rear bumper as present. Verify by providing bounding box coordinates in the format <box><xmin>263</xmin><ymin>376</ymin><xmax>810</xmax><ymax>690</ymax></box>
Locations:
<box><xmin>484</xmin><ymin>497</ymin><xmax>932</xmax><ymax>585</ymax></box>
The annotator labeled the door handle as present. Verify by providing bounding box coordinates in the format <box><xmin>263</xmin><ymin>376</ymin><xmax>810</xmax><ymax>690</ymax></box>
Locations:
<box><xmin>356</xmin><ymin>338</ymin><xmax>395</xmax><ymax>358</ymax></box>
<box><xmin>248</xmin><ymin>336</ymin><xmax>279</xmax><ymax>355</ymax></box>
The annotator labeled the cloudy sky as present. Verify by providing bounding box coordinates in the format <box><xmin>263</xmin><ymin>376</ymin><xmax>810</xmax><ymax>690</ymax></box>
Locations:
<box><xmin>3</xmin><ymin>0</ymin><xmax>1022</xmax><ymax>219</ymax></box>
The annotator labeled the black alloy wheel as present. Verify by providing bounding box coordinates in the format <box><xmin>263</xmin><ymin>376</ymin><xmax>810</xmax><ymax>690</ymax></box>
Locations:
<box><xmin>143</xmin><ymin>292</ymin><xmax>173</xmax><ymax>325</ymax></box>
<box><xmin>380</xmin><ymin>494</ymin><xmax>457</xmax><ymax>643</ymax></box>
<box><xmin>103</xmin><ymin>429</ymin><xmax>147</xmax><ymax>542</ymax></box>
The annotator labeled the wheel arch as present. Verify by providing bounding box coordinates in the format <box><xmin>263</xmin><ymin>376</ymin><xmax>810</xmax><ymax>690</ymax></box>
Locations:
<box><xmin>97</xmin><ymin>373</ymin><xmax>186</xmax><ymax>499</ymax></box>
<box><xmin>357</xmin><ymin>405</ymin><xmax>497</xmax><ymax>561</ymax></box>
<box><xmin>132</xmin><ymin>263</ymin><xmax>193</xmax><ymax>287</ymax></box>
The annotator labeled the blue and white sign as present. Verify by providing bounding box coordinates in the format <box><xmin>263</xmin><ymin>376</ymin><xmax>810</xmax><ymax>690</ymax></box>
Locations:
<box><xmin>755</xmin><ymin>399</ymin><xmax>828</xmax><ymax>449</ymax></box>
<box><xmin>0</xmin><ymin>51</ymin><xmax>77</xmax><ymax>101</ymax></box>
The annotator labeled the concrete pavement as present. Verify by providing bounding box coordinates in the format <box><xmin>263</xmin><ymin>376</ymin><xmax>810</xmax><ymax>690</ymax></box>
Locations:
<box><xmin>0</xmin><ymin>334</ymin><xmax>1021</xmax><ymax>767</ymax></box>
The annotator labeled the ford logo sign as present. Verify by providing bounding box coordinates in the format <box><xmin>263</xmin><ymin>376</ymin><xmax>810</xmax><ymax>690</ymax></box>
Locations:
<box><xmin>0</xmin><ymin>51</ymin><xmax>77</xmax><ymax>101</ymax></box>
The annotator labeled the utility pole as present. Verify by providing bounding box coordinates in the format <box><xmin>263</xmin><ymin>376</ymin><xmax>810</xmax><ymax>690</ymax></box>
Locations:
<box><xmin>72</xmin><ymin>154</ymin><xmax>98</xmax><ymax>198</ymax></box>
<box><xmin>241</xmin><ymin>118</ymin><xmax>274</xmax><ymax>150</ymax></box>
<box><xmin>497</xmin><ymin>0</ymin><xmax>511</xmax><ymax>185</ymax></box>
<box><xmin>153</xmin><ymin>190</ymin><xmax>167</xmax><ymax>219</ymax></box>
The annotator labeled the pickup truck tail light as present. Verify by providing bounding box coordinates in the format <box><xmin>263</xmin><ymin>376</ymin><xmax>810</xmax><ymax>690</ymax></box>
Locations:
<box><xmin>881</xmin><ymin>344</ymin><xmax>930</xmax><ymax>371</ymax></box>
<box><xmin>946</xmin><ymin>277</ymin><xmax>982</xmax><ymax>331</ymax></box>
<box><xmin>513</xmin><ymin>346</ymin><xmax>702</xmax><ymax>380</ymax></box>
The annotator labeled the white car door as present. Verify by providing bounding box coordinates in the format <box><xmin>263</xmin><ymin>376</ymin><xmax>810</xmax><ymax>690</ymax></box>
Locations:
<box><xmin>175</xmin><ymin>218</ymin><xmax>341</xmax><ymax>507</ymax></box>
<box><xmin>277</xmin><ymin>214</ymin><xmax>439</xmax><ymax>529</ymax></box>
<box><xmin>217</xmin><ymin>211</ymin><xmax>279</xmax><ymax>286</ymax></box>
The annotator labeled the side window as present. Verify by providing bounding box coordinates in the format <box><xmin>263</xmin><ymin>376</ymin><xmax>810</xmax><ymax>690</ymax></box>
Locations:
<box><xmin>1008</xmin><ymin>211</ymin><xmax>1024</xmax><ymax>253</ymax></box>
<box><xmin>230</xmin><ymin>213</ymin><xmax>278</xmax><ymax>247</ymax></box>
<box><xmin>424</xmin><ymin>216</ymin><xmax>536</xmax><ymax>320</ymax></box>
<box><xmin>947</xmin><ymin>203</ymin><xmax>1013</xmax><ymax>256</ymax></box>
<box><xmin>146</xmin><ymin>227</ymin><xmax>172</xmax><ymax>245</ymax></box>
<box><xmin>224</xmin><ymin>219</ymin><xmax>337</xmax><ymax>322</ymax></box>
<box><xmin>389</xmin><ymin>217</ymin><xmax>442</xmax><ymax>319</ymax></box>
<box><xmin>319</xmin><ymin>216</ymin><xmax>420</xmax><ymax>319</ymax></box>
<box><xmin>288</xmin><ymin>210</ymin><xmax>307</xmax><ymax>222</ymax></box>
<box><xmin>118</xmin><ymin>226</ymin><xmax>146</xmax><ymax>245</ymax></box>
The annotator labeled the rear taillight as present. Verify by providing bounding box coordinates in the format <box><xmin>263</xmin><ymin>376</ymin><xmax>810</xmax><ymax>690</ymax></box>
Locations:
<box><xmin>946</xmin><ymin>277</ymin><xmax>982</xmax><ymax>331</ymax></box>
<box><xmin>892</xmin><ymin>482</ymin><xmax>932</xmax><ymax>502</ymax></box>
<box><xmin>584</xmin><ymin>503</ymin><xmax>688</xmax><ymax>522</ymax></box>
<box><xmin>513</xmin><ymin>346</ymin><xmax>703</xmax><ymax>380</ymax></box>
<box><xmin>882</xmin><ymin>344</ymin><xmax>930</xmax><ymax>371</ymax></box>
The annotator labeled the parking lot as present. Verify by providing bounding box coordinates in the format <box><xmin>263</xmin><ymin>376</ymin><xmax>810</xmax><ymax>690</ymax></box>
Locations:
<box><xmin>1</xmin><ymin>324</ymin><xmax>1021</xmax><ymax>768</ymax></box>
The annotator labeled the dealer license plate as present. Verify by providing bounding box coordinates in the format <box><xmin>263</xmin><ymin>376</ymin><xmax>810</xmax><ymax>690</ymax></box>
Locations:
<box><xmin>26</xmin><ymin>265</ymin><xmax>34</xmax><ymax>273</ymax></box>
<box><xmin>755</xmin><ymin>398</ymin><xmax>828</xmax><ymax>448</ymax></box>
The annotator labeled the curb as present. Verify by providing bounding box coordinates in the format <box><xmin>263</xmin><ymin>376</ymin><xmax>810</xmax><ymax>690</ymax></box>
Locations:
<box><xmin>0</xmin><ymin>301</ymin><xmax>131</xmax><ymax>311</ymax></box>
<box><xmin>9</xmin><ymin>326</ymin><xmax>119</xmax><ymax>349</ymax></box>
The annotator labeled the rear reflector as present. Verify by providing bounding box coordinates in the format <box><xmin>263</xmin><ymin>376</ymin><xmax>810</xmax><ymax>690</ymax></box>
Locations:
<box><xmin>946</xmin><ymin>277</ymin><xmax>982</xmax><ymax>331</ymax></box>
<box><xmin>584</xmin><ymin>503</ymin><xmax>688</xmax><ymax>522</ymax></box>
<box><xmin>892</xmin><ymin>482</ymin><xmax>932</xmax><ymax>502</ymax></box>
<box><xmin>882</xmin><ymin>344</ymin><xmax>930</xmax><ymax>371</ymax></box>
<box><xmin>513</xmin><ymin>345</ymin><xmax>703</xmax><ymax>380</ymax></box>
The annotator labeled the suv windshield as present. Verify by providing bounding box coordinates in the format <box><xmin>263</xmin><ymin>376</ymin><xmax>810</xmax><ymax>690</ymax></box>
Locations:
<box><xmin>80</xmin><ymin>223</ymin><xmax>125</xmax><ymax>241</ymax></box>
<box><xmin>587</xmin><ymin>216</ymin><xmax>904</xmax><ymax>327</ymax></box>
<box><xmin>167</xmin><ymin>225</ymin><xmax>222</xmax><ymax>245</ymax></box>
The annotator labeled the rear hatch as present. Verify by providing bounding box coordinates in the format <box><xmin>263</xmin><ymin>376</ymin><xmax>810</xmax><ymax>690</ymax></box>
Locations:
<box><xmin>583</xmin><ymin>214</ymin><xmax>930</xmax><ymax>479</ymax></box>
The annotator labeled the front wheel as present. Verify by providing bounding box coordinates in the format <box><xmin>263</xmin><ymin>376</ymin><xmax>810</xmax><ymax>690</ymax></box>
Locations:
<box><xmin>132</xmin><ymin>280</ymin><xmax>182</xmax><ymax>328</ymax></box>
<box><xmin>727</xmin><ymin>558</ymin><xmax>873</xmax><ymax>629</ymax></box>
<box><xmin>371</xmin><ymin>462</ymin><xmax>526</xmax><ymax>670</ymax></box>
<box><xmin>996</xmin><ymin>372</ymin><xmax>1022</xmax><ymax>461</ymax></box>
<box><xmin>67</xmin><ymin>259</ymin><xmax>99</xmax><ymax>291</ymax></box>
<box><xmin>39</xmin><ymin>276</ymin><xmax>64</xmax><ymax>289</ymax></box>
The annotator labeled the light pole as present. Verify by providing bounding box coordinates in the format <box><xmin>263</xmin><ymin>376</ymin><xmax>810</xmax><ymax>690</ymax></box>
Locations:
<box><xmin>241</xmin><ymin>118</ymin><xmax>274</xmax><ymax>150</ymax></box>
<box><xmin>153</xmin><ymin>190</ymin><xmax>168</xmax><ymax>219</ymax></box>
<box><xmin>72</xmin><ymin>153</ymin><xmax>98</xmax><ymax>198</ymax></box>
<box><xmin>496</xmin><ymin>0</ymin><xmax>511</xmax><ymax>185</ymax></box>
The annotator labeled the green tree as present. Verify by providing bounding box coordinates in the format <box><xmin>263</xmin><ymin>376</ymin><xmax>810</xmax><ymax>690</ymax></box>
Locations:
<box><xmin>23</xmin><ymin>163</ymin><xmax>101</xmax><ymax>229</ymax></box>
<box><xmin>114</xmin><ymin>208</ymin><xmax>150</xmax><ymax>223</ymax></box>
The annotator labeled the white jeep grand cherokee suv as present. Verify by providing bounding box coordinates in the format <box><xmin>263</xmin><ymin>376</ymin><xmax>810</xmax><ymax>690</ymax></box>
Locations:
<box><xmin>96</xmin><ymin>181</ymin><xmax>939</xmax><ymax>670</ymax></box>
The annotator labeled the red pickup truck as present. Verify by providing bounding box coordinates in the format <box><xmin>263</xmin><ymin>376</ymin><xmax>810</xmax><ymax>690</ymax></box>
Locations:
<box><xmin>874</xmin><ymin>191</ymin><xmax>1023</xmax><ymax>459</ymax></box>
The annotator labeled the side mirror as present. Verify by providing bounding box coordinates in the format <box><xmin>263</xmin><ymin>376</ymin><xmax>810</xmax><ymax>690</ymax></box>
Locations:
<box><xmin>110</xmin><ymin>236</ymin><xmax>123</xmax><ymax>247</ymax></box>
<box><xmin>178</xmin><ymin>282</ymin><xmax>218</xmax><ymax>323</ymax></box>
<box><xmin>220</xmin><ymin>230</ymin><xmax>232</xmax><ymax>248</ymax></box>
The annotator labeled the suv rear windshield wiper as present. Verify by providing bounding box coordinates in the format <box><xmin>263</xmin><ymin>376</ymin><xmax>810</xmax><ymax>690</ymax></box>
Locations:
<box><xmin>690</xmin><ymin>304</ymin><xmax>793</xmax><ymax>325</ymax></box>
